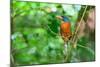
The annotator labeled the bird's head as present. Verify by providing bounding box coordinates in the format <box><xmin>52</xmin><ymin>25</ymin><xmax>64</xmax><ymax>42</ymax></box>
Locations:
<box><xmin>56</xmin><ymin>16</ymin><xmax>70</xmax><ymax>22</ymax></box>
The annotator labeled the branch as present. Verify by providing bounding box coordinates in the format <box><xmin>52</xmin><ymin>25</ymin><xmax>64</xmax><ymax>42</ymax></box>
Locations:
<box><xmin>64</xmin><ymin>6</ymin><xmax>88</xmax><ymax>62</ymax></box>
<box><xmin>71</xmin><ymin>6</ymin><xmax>88</xmax><ymax>46</ymax></box>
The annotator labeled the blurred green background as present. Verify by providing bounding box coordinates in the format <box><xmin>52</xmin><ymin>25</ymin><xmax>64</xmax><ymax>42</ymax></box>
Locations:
<box><xmin>11</xmin><ymin>0</ymin><xmax>95</xmax><ymax>66</ymax></box>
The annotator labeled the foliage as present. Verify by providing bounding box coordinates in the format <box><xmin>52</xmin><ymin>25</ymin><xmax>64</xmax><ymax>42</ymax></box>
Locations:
<box><xmin>11</xmin><ymin>1</ymin><xmax>95</xmax><ymax>66</ymax></box>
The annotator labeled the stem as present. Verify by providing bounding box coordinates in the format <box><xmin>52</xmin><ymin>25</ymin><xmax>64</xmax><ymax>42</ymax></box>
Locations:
<box><xmin>63</xmin><ymin>6</ymin><xmax>88</xmax><ymax>62</ymax></box>
<box><xmin>72</xmin><ymin>6</ymin><xmax>88</xmax><ymax>43</ymax></box>
<box><xmin>10</xmin><ymin>54</ymin><xmax>16</xmax><ymax>67</ymax></box>
<box><xmin>77</xmin><ymin>44</ymin><xmax>95</xmax><ymax>56</ymax></box>
<box><xmin>45</xmin><ymin>24</ymin><xmax>60</xmax><ymax>36</ymax></box>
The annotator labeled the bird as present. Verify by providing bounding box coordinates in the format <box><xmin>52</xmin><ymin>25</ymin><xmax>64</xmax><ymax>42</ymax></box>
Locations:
<box><xmin>56</xmin><ymin>16</ymin><xmax>72</xmax><ymax>45</ymax></box>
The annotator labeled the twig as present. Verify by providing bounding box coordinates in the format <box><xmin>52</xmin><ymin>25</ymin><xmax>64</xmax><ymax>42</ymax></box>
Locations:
<box><xmin>77</xmin><ymin>44</ymin><xmax>95</xmax><ymax>56</ymax></box>
<box><xmin>72</xmin><ymin>6</ymin><xmax>88</xmax><ymax>42</ymax></box>
<box><xmin>64</xmin><ymin>6</ymin><xmax>88</xmax><ymax>62</ymax></box>
<box><xmin>10</xmin><ymin>54</ymin><xmax>16</xmax><ymax>67</ymax></box>
<box><xmin>71</xmin><ymin>6</ymin><xmax>88</xmax><ymax>45</ymax></box>
<box><xmin>45</xmin><ymin>24</ymin><xmax>60</xmax><ymax>36</ymax></box>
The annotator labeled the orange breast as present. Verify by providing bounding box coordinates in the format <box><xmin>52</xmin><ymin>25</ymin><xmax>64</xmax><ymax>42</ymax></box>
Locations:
<box><xmin>60</xmin><ymin>22</ymin><xmax>71</xmax><ymax>33</ymax></box>
<box><xmin>60</xmin><ymin>22</ymin><xmax>71</xmax><ymax>41</ymax></box>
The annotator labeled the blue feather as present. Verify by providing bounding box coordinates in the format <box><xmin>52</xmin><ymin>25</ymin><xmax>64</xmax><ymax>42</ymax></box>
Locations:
<box><xmin>61</xmin><ymin>16</ymin><xmax>70</xmax><ymax>22</ymax></box>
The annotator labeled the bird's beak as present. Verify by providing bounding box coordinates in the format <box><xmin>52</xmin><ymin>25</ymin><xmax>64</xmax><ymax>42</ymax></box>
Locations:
<box><xmin>56</xmin><ymin>16</ymin><xmax>63</xmax><ymax>20</ymax></box>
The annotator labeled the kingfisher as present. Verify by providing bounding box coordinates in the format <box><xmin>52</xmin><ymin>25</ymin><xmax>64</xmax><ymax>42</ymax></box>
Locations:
<box><xmin>56</xmin><ymin>16</ymin><xmax>72</xmax><ymax>45</ymax></box>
